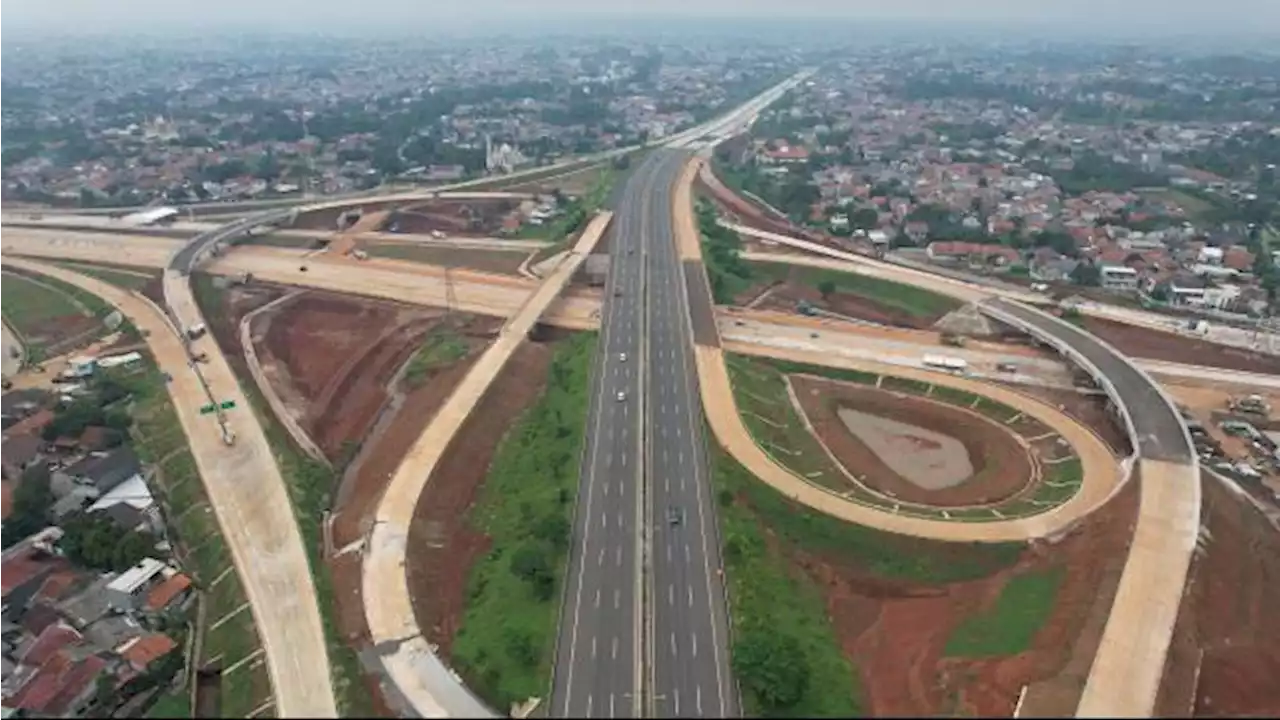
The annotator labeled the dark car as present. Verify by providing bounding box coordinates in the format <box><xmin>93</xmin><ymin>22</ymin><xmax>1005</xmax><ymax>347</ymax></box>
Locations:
<box><xmin>667</xmin><ymin>506</ymin><xmax>684</xmax><ymax>526</ymax></box>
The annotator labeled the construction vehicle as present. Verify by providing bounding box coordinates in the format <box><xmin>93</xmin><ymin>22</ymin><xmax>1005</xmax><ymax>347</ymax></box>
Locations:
<box><xmin>191</xmin><ymin>352</ymin><xmax>209</xmax><ymax>364</ymax></box>
<box><xmin>797</xmin><ymin>300</ymin><xmax>818</xmax><ymax>317</ymax></box>
<box><xmin>185</xmin><ymin>323</ymin><xmax>207</xmax><ymax>341</ymax></box>
<box><xmin>1228</xmin><ymin>394</ymin><xmax>1271</xmax><ymax>418</ymax></box>
<box><xmin>940</xmin><ymin>331</ymin><xmax>967</xmax><ymax>348</ymax></box>
<box><xmin>351</xmin><ymin>249</ymin><xmax>369</xmax><ymax>261</ymax></box>
<box><xmin>233</xmin><ymin>271</ymin><xmax>254</xmax><ymax>286</ymax></box>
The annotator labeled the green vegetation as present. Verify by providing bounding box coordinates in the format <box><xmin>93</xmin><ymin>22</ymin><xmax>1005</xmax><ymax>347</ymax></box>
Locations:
<box><xmin>724</xmin><ymin>353</ymin><xmax>847</xmax><ymax>492</ymax></box>
<box><xmin>146</xmin><ymin>690</ymin><xmax>192</xmax><ymax>719</ymax></box>
<box><xmin>2</xmin><ymin>271</ymin><xmax>83</xmax><ymax>326</ymax></box>
<box><xmin>53</xmin><ymin>262</ymin><xmax>156</xmax><ymax>290</ymax></box>
<box><xmin>944</xmin><ymin>567</ymin><xmax>1066</xmax><ymax>657</ymax></box>
<box><xmin>59</xmin><ymin>513</ymin><xmax>156</xmax><ymax>572</ymax></box>
<box><xmin>712</xmin><ymin>445</ymin><xmax>861</xmax><ymax>717</ymax></box>
<box><xmin>930</xmin><ymin>385</ymin><xmax>981</xmax><ymax>407</ymax></box>
<box><xmin>112</xmin><ymin>358</ymin><xmax>272</xmax><ymax>717</ymax></box>
<box><xmin>971</xmin><ymin>397</ymin><xmax>1023</xmax><ymax>424</ymax></box>
<box><xmin>451</xmin><ymin>332</ymin><xmax>596</xmax><ymax>711</ymax></box>
<box><xmin>750</xmin><ymin>261</ymin><xmax>960</xmax><ymax>319</ymax></box>
<box><xmin>879</xmin><ymin>375</ymin><xmax>932</xmax><ymax>395</ymax></box>
<box><xmin>190</xmin><ymin>274</ymin><xmax>373</xmax><ymax>716</ymax></box>
<box><xmin>403</xmin><ymin>328</ymin><xmax>469</xmax><ymax>388</ymax></box>
<box><xmin>698</xmin><ymin>199</ymin><xmax>755</xmax><ymax>303</ymax></box>
<box><xmin>517</xmin><ymin>167</ymin><xmax>615</xmax><ymax>241</ymax></box>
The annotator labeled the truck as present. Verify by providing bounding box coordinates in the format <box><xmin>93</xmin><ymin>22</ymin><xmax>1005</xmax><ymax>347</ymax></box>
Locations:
<box><xmin>351</xmin><ymin>249</ymin><xmax>369</xmax><ymax>261</ymax></box>
<box><xmin>185</xmin><ymin>323</ymin><xmax>207</xmax><ymax>341</ymax></box>
<box><xmin>430</xmin><ymin>230</ymin><xmax>447</xmax><ymax>239</ymax></box>
<box><xmin>922</xmin><ymin>354</ymin><xmax>968</xmax><ymax>372</ymax></box>
<box><xmin>1229</xmin><ymin>394</ymin><xmax>1271</xmax><ymax>418</ymax></box>
<box><xmin>940</xmin><ymin>331</ymin><xmax>967</xmax><ymax>348</ymax></box>
<box><xmin>796</xmin><ymin>300</ymin><xmax>818</xmax><ymax>317</ymax></box>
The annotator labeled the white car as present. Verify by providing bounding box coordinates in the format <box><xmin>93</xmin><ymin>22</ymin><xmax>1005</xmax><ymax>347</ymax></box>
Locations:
<box><xmin>616</xmin><ymin>390</ymin><xmax>627</xmax><ymax>402</ymax></box>
<box><xmin>619</xmin><ymin>352</ymin><xmax>628</xmax><ymax>362</ymax></box>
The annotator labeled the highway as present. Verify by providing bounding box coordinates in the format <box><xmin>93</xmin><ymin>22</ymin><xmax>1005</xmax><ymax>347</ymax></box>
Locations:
<box><xmin>646</xmin><ymin>149</ymin><xmax>737</xmax><ymax>719</ymax></box>
<box><xmin>551</xmin><ymin>160</ymin><xmax>650</xmax><ymax>720</ymax></box>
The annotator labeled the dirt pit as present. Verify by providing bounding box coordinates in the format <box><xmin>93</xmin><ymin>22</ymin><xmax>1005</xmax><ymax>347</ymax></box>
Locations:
<box><xmin>791</xmin><ymin>374</ymin><xmax>1034</xmax><ymax>506</ymax></box>
<box><xmin>1080</xmin><ymin>316</ymin><xmax>1280</xmax><ymax>375</ymax></box>
<box><xmin>837</xmin><ymin>407</ymin><xmax>974</xmax><ymax>489</ymax></box>
<box><xmin>384</xmin><ymin>199</ymin><xmax>522</xmax><ymax>237</ymax></box>
<box><xmin>253</xmin><ymin>291</ymin><xmax>500</xmax><ymax>463</ymax></box>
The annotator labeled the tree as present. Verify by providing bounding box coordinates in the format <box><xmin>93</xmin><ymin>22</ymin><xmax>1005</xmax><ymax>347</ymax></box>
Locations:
<box><xmin>533</xmin><ymin>513</ymin><xmax>570</xmax><ymax>551</ymax></box>
<box><xmin>1070</xmin><ymin>262</ymin><xmax>1102</xmax><ymax>287</ymax></box>
<box><xmin>509</xmin><ymin>543</ymin><xmax>555</xmax><ymax>601</ymax></box>
<box><xmin>732</xmin><ymin>630</ymin><xmax>810</xmax><ymax>712</ymax></box>
<box><xmin>59</xmin><ymin>513</ymin><xmax>153</xmax><ymax>572</ymax></box>
<box><xmin>851</xmin><ymin>207</ymin><xmax>879</xmax><ymax>230</ymax></box>
<box><xmin>2</xmin><ymin>466</ymin><xmax>55</xmax><ymax>548</ymax></box>
<box><xmin>817</xmin><ymin>279</ymin><xmax>837</xmax><ymax>298</ymax></box>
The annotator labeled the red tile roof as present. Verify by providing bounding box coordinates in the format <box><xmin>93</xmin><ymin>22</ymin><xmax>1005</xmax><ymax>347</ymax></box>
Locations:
<box><xmin>9</xmin><ymin>652</ymin><xmax>108</xmax><ymax>715</ymax></box>
<box><xmin>1</xmin><ymin>546</ymin><xmax>67</xmax><ymax>598</ymax></box>
<box><xmin>5</xmin><ymin>409</ymin><xmax>54</xmax><ymax>437</ymax></box>
<box><xmin>144</xmin><ymin>573</ymin><xmax>193</xmax><ymax>612</ymax></box>
<box><xmin>120</xmin><ymin>633</ymin><xmax>178</xmax><ymax>672</ymax></box>
<box><xmin>19</xmin><ymin>622</ymin><xmax>83</xmax><ymax>668</ymax></box>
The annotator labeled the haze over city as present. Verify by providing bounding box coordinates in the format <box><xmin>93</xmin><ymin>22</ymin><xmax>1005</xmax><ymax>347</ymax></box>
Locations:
<box><xmin>4</xmin><ymin>0</ymin><xmax>1280</xmax><ymax>37</ymax></box>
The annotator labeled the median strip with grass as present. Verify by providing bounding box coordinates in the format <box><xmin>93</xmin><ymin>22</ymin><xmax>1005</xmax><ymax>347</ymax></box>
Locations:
<box><xmin>451</xmin><ymin>332</ymin><xmax>596</xmax><ymax>711</ymax></box>
<box><xmin>748</xmin><ymin>261</ymin><xmax>962</xmax><ymax>319</ymax></box>
<box><xmin>403</xmin><ymin>328</ymin><xmax>470</xmax><ymax>389</ymax></box>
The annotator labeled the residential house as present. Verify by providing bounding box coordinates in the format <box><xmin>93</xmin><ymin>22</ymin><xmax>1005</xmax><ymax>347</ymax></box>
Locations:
<box><xmin>1098</xmin><ymin>263</ymin><xmax>1140</xmax><ymax>292</ymax></box>
<box><xmin>56</xmin><ymin>574</ymin><xmax>119</xmax><ymax>630</ymax></box>
<box><xmin>1</xmin><ymin>538</ymin><xmax>70</xmax><ymax>614</ymax></box>
<box><xmin>1030</xmin><ymin>249</ymin><xmax>1081</xmax><ymax>282</ymax></box>
<box><xmin>87</xmin><ymin>474</ymin><xmax>162</xmax><ymax>535</ymax></box>
<box><xmin>1</xmin><ymin>390</ymin><xmax>51</xmax><ymax>433</ymax></box>
<box><xmin>143</xmin><ymin>573</ymin><xmax>193</xmax><ymax>614</ymax></box>
<box><xmin>117</xmin><ymin>633</ymin><xmax>177</xmax><ymax>674</ymax></box>
<box><xmin>925</xmin><ymin>241</ymin><xmax>1020</xmax><ymax>267</ymax></box>
<box><xmin>2</xmin><ymin>434</ymin><xmax>44</xmax><ymax>481</ymax></box>
<box><xmin>104</xmin><ymin>558</ymin><xmax>168</xmax><ymax>613</ymax></box>
<box><xmin>50</xmin><ymin>447</ymin><xmax>143</xmax><ymax>518</ymax></box>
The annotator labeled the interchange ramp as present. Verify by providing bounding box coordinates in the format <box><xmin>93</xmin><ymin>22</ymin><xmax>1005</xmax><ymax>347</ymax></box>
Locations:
<box><xmin>362</xmin><ymin>212</ymin><xmax>612</xmax><ymax>717</ymax></box>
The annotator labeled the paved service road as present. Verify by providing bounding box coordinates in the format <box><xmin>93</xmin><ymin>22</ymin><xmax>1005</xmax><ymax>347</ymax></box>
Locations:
<box><xmin>645</xmin><ymin>150</ymin><xmax>737</xmax><ymax>719</ymax></box>
<box><xmin>552</xmin><ymin>161</ymin><xmax>653</xmax><ymax>718</ymax></box>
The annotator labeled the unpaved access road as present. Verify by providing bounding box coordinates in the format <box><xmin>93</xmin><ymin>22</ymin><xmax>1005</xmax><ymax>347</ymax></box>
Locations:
<box><xmin>362</xmin><ymin>211</ymin><xmax>611</xmax><ymax>717</ymax></box>
<box><xmin>3</xmin><ymin>258</ymin><xmax>340</xmax><ymax>718</ymax></box>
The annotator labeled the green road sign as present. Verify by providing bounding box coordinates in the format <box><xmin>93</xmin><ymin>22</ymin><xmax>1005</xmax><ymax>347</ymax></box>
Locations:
<box><xmin>219</xmin><ymin>400</ymin><xmax>237</xmax><ymax>410</ymax></box>
<box><xmin>199</xmin><ymin>403</ymin><xmax>216</xmax><ymax>415</ymax></box>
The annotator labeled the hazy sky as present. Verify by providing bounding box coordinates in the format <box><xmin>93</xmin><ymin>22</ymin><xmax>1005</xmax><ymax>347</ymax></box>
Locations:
<box><xmin>3</xmin><ymin>0</ymin><xmax>1279</xmax><ymax>37</ymax></box>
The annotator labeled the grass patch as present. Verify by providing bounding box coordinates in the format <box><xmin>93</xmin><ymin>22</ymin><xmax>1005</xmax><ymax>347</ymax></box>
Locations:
<box><xmin>451</xmin><ymin>332</ymin><xmax>596</xmax><ymax>711</ymax></box>
<box><xmin>516</xmin><ymin>167</ymin><xmax>615</xmax><ymax>242</ymax></box>
<box><xmin>724</xmin><ymin>354</ymin><xmax>849</xmax><ymax>492</ymax></box>
<box><xmin>190</xmin><ymin>273</ymin><xmax>374</xmax><ymax>717</ymax></box>
<box><xmin>721</xmin><ymin>422</ymin><xmax>1024</xmax><ymax>582</ymax></box>
<box><xmin>712</xmin><ymin>444</ymin><xmax>862</xmax><ymax>717</ymax></box>
<box><xmin>699</xmin><ymin>200</ymin><xmax>756</xmax><ymax>303</ymax></box>
<box><xmin>2</xmin><ymin>271</ymin><xmax>85</xmax><ymax>328</ymax></box>
<box><xmin>879</xmin><ymin>375</ymin><xmax>932</xmax><ymax>395</ymax></box>
<box><xmin>944</xmin><ymin>566</ymin><xmax>1066</xmax><ymax>657</ymax></box>
<box><xmin>972</xmin><ymin>397</ymin><xmax>1022</xmax><ymax>423</ymax></box>
<box><xmin>147</xmin><ymin>690</ymin><xmax>192</xmax><ymax>718</ymax></box>
<box><xmin>403</xmin><ymin>329</ymin><xmax>469</xmax><ymax>389</ymax></box>
<box><xmin>750</xmin><ymin>356</ymin><xmax>879</xmax><ymax>386</ymax></box>
<box><xmin>749</xmin><ymin>261</ymin><xmax>961</xmax><ymax>319</ymax></box>
<box><xmin>52</xmin><ymin>262</ymin><xmax>156</xmax><ymax>290</ymax></box>
<box><xmin>930</xmin><ymin>385</ymin><xmax>981</xmax><ymax>406</ymax></box>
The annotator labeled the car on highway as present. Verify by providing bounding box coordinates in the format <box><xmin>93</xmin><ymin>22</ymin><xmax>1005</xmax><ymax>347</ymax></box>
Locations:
<box><xmin>667</xmin><ymin>505</ymin><xmax>684</xmax><ymax>526</ymax></box>
<box><xmin>997</xmin><ymin>362</ymin><xmax>1019</xmax><ymax>373</ymax></box>
<box><xmin>619</xmin><ymin>352</ymin><xmax>628</xmax><ymax>362</ymax></box>
<box><xmin>614</xmin><ymin>288</ymin><xmax>623</xmax><ymax>297</ymax></box>
<box><xmin>616</xmin><ymin>390</ymin><xmax>627</xmax><ymax>402</ymax></box>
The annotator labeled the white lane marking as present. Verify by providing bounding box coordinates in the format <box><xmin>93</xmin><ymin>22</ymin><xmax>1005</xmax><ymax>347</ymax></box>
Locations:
<box><xmin>612</xmin><ymin>636</ymin><xmax>619</xmax><ymax>660</ymax></box>
<box><xmin>688</xmin><ymin>585</ymin><xmax>694</xmax><ymax>607</ymax></box>
<box><xmin>622</xmin><ymin>451</ymin><xmax>627</xmax><ymax>466</ymax></box>
<box><xmin>669</xmin><ymin>584</ymin><xmax>674</xmax><ymax>606</ymax></box>
<box><xmin>678</xmin><ymin>450</ymin><xmax>685</xmax><ymax>465</ymax></box>
<box><xmin>670</xmin><ymin>632</ymin><xmax>677</xmax><ymax>658</ymax></box>
<box><xmin>592</xmin><ymin>636</ymin><xmax>597</xmax><ymax>658</ymax></box>
<box><xmin>604</xmin><ymin>482</ymin><xmax>610</xmax><ymax>497</ymax></box>
<box><xmin>601</xmin><ymin>513</ymin><xmax>608</xmax><ymax>529</ymax></box>
<box><xmin>610</xmin><ymin>693</ymin><xmax>616</xmax><ymax>719</ymax></box>
<box><xmin>617</xmin><ymin>512</ymin><xmax>624</xmax><ymax>529</ymax></box>
<box><xmin>665</xmin><ymin>476</ymin><xmax>670</xmax><ymax>492</ymax></box>
<box><xmin>594</xmin><ymin>589</ymin><xmax>601</xmax><ymax>608</ymax></box>
<box><xmin>614</xmin><ymin>588</ymin><xmax>621</xmax><ymax>609</ymax></box>
<box><xmin>666</xmin><ymin>543</ymin><xmax>672</xmax><ymax>562</ymax></box>
<box><xmin>676</xmin><ymin>425</ymin><xmax>682</xmax><ymax>438</ymax></box>
<box><xmin>616</xmin><ymin>545</ymin><xmax>623</xmax><ymax>566</ymax></box>
<box><xmin>685</xmin><ymin>544</ymin><xmax>691</xmax><ymax>563</ymax></box>
<box><xmin>697</xmin><ymin>685</ymin><xmax>703</xmax><ymax>716</ymax></box>
<box><xmin>674</xmin><ymin>688</ymin><xmax>681</xmax><ymax>715</ymax></box>
<box><xmin>598</xmin><ymin>547</ymin><xmax>605</xmax><ymax>565</ymax></box>
<box><xmin>681</xmin><ymin>476</ymin><xmax>687</xmax><ymax>491</ymax></box>
<box><xmin>692</xmin><ymin>632</ymin><xmax>698</xmax><ymax>658</ymax></box>
<box><xmin>587</xmin><ymin>694</ymin><xmax>593</xmax><ymax>717</ymax></box>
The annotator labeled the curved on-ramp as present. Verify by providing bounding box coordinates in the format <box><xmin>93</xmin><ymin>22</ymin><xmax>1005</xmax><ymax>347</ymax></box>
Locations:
<box><xmin>675</xmin><ymin>156</ymin><xmax>1200</xmax><ymax>717</ymax></box>
<box><xmin>5</xmin><ymin>258</ymin><xmax>339</xmax><ymax>718</ymax></box>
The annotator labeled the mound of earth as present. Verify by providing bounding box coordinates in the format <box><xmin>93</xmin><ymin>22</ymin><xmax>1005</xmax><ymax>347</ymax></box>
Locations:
<box><xmin>790</xmin><ymin>374</ymin><xmax>1034</xmax><ymax>507</ymax></box>
<box><xmin>933</xmin><ymin>303</ymin><xmax>999</xmax><ymax>338</ymax></box>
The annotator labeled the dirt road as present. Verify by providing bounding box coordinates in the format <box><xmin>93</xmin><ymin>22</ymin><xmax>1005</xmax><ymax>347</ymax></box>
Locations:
<box><xmin>3</xmin><ymin>258</ymin><xmax>340</xmax><ymax>718</ymax></box>
<box><xmin>362</xmin><ymin>212</ymin><xmax>611</xmax><ymax>717</ymax></box>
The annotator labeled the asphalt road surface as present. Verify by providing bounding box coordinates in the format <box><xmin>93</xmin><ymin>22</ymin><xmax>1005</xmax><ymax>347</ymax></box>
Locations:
<box><xmin>645</xmin><ymin>149</ymin><xmax>737</xmax><ymax>719</ymax></box>
<box><xmin>551</xmin><ymin>157</ymin><xmax>655</xmax><ymax>718</ymax></box>
<box><xmin>985</xmin><ymin>298</ymin><xmax>1193</xmax><ymax>463</ymax></box>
